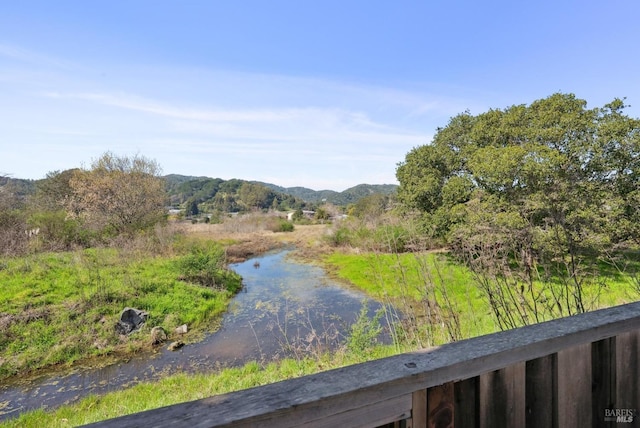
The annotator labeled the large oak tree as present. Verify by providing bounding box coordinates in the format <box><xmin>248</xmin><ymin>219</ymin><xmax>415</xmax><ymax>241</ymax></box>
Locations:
<box><xmin>396</xmin><ymin>93</ymin><xmax>640</xmax><ymax>325</ymax></box>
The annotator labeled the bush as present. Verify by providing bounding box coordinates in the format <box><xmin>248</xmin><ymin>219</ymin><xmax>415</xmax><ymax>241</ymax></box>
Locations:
<box><xmin>0</xmin><ymin>210</ymin><xmax>28</xmax><ymax>256</ymax></box>
<box><xmin>373</xmin><ymin>224</ymin><xmax>409</xmax><ymax>253</ymax></box>
<box><xmin>274</xmin><ymin>219</ymin><xmax>294</xmax><ymax>232</ymax></box>
<box><xmin>28</xmin><ymin>210</ymin><xmax>91</xmax><ymax>250</ymax></box>
<box><xmin>176</xmin><ymin>241</ymin><xmax>241</xmax><ymax>292</ymax></box>
<box><xmin>326</xmin><ymin>225</ymin><xmax>352</xmax><ymax>247</ymax></box>
<box><xmin>266</xmin><ymin>217</ymin><xmax>294</xmax><ymax>233</ymax></box>
<box><xmin>326</xmin><ymin>218</ymin><xmax>414</xmax><ymax>253</ymax></box>
<box><xmin>347</xmin><ymin>305</ymin><xmax>383</xmax><ymax>358</ymax></box>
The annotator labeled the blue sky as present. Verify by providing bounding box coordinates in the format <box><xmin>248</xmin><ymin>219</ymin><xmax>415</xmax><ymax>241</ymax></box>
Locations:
<box><xmin>1</xmin><ymin>1</ymin><xmax>639</xmax><ymax>191</ymax></box>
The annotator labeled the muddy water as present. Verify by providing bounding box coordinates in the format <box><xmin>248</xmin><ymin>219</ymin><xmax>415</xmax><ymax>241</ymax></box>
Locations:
<box><xmin>0</xmin><ymin>248</ymin><xmax>387</xmax><ymax>421</ymax></box>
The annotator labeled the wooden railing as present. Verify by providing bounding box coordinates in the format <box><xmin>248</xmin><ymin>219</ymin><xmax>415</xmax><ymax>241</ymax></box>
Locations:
<box><xmin>88</xmin><ymin>301</ymin><xmax>640</xmax><ymax>427</ymax></box>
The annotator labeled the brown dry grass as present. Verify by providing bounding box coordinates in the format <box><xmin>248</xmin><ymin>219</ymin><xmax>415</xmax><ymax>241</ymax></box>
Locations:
<box><xmin>175</xmin><ymin>220</ymin><xmax>333</xmax><ymax>263</ymax></box>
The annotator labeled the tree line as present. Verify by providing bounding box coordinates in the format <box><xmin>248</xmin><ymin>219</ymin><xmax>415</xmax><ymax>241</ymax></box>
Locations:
<box><xmin>168</xmin><ymin>177</ymin><xmax>309</xmax><ymax>216</ymax></box>
<box><xmin>0</xmin><ymin>152</ymin><xmax>168</xmax><ymax>254</ymax></box>
<box><xmin>0</xmin><ymin>152</ymin><xmax>346</xmax><ymax>255</ymax></box>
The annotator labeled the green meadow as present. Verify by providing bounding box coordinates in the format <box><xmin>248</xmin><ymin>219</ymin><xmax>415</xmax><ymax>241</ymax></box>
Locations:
<box><xmin>324</xmin><ymin>251</ymin><xmax>497</xmax><ymax>341</ymax></box>
<box><xmin>0</xmin><ymin>240</ymin><xmax>241</xmax><ymax>380</ymax></box>
<box><xmin>323</xmin><ymin>250</ymin><xmax>639</xmax><ymax>341</ymax></box>
<box><xmin>2</xmin><ymin>243</ymin><xmax>639</xmax><ymax>426</ymax></box>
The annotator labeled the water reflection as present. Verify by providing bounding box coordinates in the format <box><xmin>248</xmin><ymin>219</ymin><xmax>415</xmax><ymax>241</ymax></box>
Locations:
<box><xmin>0</xmin><ymin>248</ymin><xmax>385</xmax><ymax>420</ymax></box>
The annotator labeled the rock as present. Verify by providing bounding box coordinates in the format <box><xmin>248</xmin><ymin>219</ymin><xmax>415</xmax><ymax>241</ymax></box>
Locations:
<box><xmin>115</xmin><ymin>307</ymin><xmax>149</xmax><ymax>335</ymax></box>
<box><xmin>174</xmin><ymin>324</ymin><xmax>188</xmax><ymax>334</ymax></box>
<box><xmin>167</xmin><ymin>341</ymin><xmax>184</xmax><ymax>351</ymax></box>
<box><xmin>150</xmin><ymin>326</ymin><xmax>167</xmax><ymax>345</ymax></box>
<box><xmin>93</xmin><ymin>339</ymin><xmax>108</xmax><ymax>350</ymax></box>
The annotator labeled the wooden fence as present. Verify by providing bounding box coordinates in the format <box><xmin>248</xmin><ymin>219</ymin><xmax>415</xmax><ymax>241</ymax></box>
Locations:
<box><xmin>88</xmin><ymin>301</ymin><xmax>640</xmax><ymax>427</ymax></box>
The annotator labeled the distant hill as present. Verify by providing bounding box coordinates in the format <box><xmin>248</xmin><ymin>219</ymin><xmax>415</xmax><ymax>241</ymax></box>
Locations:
<box><xmin>163</xmin><ymin>175</ymin><xmax>309</xmax><ymax>212</ymax></box>
<box><xmin>0</xmin><ymin>176</ymin><xmax>37</xmax><ymax>200</ymax></box>
<box><xmin>253</xmin><ymin>181</ymin><xmax>398</xmax><ymax>205</ymax></box>
<box><xmin>1</xmin><ymin>173</ymin><xmax>397</xmax><ymax>211</ymax></box>
<box><xmin>165</xmin><ymin>175</ymin><xmax>397</xmax><ymax>207</ymax></box>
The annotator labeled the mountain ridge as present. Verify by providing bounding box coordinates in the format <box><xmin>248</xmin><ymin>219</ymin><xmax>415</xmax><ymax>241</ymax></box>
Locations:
<box><xmin>251</xmin><ymin>181</ymin><xmax>398</xmax><ymax>205</ymax></box>
<box><xmin>2</xmin><ymin>174</ymin><xmax>398</xmax><ymax>208</ymax></box>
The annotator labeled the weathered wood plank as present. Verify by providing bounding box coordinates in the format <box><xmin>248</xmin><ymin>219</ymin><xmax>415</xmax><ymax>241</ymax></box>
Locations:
<box><xmin>479</xmin><ymin>362</ymin><xmax>525</xmax><ymax>428</ymax></box>
<box><xmin>86</xmin><ymin>302</ymin><xmax>640</xmax><ymax>428</ymax></box>
<box><xmin>616</xmin><ymin>330</ymin><xmax>640</xmax><ymax>417</ymax></box>
<box><xmin>299</xmin><ymin>393</ymin><xmax>411</xmax><ymax>428</ymax></box>
<box><xmin>454</xmin><ymin>377</ymin><xmax>478</xmax><ymax>428</ymax></box>
<box><xmin>557</xmin><ymin>343</ymin><xmax>592</xmax><ymax>428</ymax></box>
<box><xmin>411</xmin><ymin>389</ymin><xmax>427</xmax><ymax>428</ymax></box>
<box><xmin>592</xmin><ymin>338</ymin><xmax>616</xmax><ymax>428</ymax></box>
<box><xmin>525</xmin><ymin>354</ymin><xmax>556</xmax><ymax>428</ymax></box>
<box><xmin>427</xmin><ymin>382</ymin><xmax>454</xmax><ymax>428</ymax></box>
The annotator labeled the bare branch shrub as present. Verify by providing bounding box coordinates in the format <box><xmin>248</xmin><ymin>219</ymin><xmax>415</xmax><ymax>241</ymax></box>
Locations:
<box><xmin>0</xmin><ymin>174</ymin><xmax>28</xmax><ymax>255</ymax></box>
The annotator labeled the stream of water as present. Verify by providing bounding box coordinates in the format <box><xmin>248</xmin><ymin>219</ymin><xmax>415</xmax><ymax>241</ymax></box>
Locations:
<box><xmin>0</xmin><ymin>248</ymin><xmax>386</xmax><ymax>421</ymax></box>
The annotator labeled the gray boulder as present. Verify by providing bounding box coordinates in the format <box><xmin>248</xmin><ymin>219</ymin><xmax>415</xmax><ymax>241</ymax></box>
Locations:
<box><xmin>115</xmin><ymin>307</ymin><xmax>149</xmax><ymax>335</ymax></box>
<box><xmin>150</xmin><ymin>326</ymin><xmax>167</xmax><ymax>345</ymax></box>
<box><xmin>167</xmin><ymin>341</ymin><xmax>184</xmax><ymax>351</ymax></box>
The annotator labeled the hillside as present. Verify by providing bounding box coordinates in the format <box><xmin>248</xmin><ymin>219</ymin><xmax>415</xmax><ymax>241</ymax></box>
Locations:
<box><xmin>164</xmin><ymin>175</ymin><xmax>396</xmax><ymax>208</ymax></box>
<box><xmin>1</xmin><ymin>174</ymin><xmax>397</xmax><ymax>212</ymax></box>
<box><xmin>252</xmin><ymin>181</ymin><xmax>398</xmax><ymax>205</ymax></box>
<box><xmin>0</xmin><ymin>176</ymin><xmax>36</xmax><ymax>199</ymax></box>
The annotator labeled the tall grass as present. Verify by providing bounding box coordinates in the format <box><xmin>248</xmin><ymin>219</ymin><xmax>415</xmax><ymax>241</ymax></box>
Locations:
<box><xmin>0</xmin><ymin>344</ymin><xmax>399</xmax><ymax>428</ymax></box>
<box><xmin>0</xmin><ymin>239</ymin><xmax>241</xmax><ymax>380</ymax></box>
<box><xmin>324</xmin><ymin>215</ymin><xmax>640</xmax><ymax>343</ymax></box>
<box><xmin>324</xmin><ymin>251</ymin><xmax>496</xmax><ymax>347</ymax></box>
<box><xmin>5</xmin><ymin>215</ymin><xmax>639</xmax><ymax>426</ymax></box>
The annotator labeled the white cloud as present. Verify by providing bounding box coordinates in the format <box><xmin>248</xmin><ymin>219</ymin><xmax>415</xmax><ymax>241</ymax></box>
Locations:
<box><xmin>0</xmin><ymin>44</ymin><xmax>472</xmax><ymax>188</ymax></box>
<box><xmin>44</xmin><ymin>91</ymin><xmax>309</xmax><ymax>123</ymax></box>
<box><xmin>42</xmin><ymin>89</ymin><xmax>431</xmax><ymax>152</ymax></box>
<box><xmin>0</xmin><ymin>43</ymin><xmax>79</xmax><ymax>71</ymax></box>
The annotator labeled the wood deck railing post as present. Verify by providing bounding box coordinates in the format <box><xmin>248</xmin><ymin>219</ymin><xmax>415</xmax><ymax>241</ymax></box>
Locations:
<box><xmin>454</xmin><ymin>377</ymin><xmax>478</xmax><ymax>428</ymax></box>
<box><xmin>426</xmin><ymin>382</ymin><xmax>454</xmax><ymax>428</ymax></box>
<box><xmin>616</xmin><ymin>330</ymin><xmax>640</xmax><ymax>417</ymax></box>
<box><xmin>479</xmin><ymin>362</ymin><xmax>525</xmax><ymax>428</ymax></box>
<box><xmin>557</xmin><ymin>343</ymin><xmax>592</xmax><ymax>428</ymax></box>
<box><xmin>591</xmin><ymin>337</ymin><xmax>616</xmax><ymax>428</ymax></box>
<box><xmin>411</xmin><ymin>389</ymin><xmax>427</xmax><ymax>428</ymax></box>
<box><xmin>525</xmin><ymin>354</ymin><xmax>557</xmax><ymax>428</ymax></box>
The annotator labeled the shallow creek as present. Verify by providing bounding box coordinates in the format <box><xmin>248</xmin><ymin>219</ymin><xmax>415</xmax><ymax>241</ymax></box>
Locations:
<box><xmin>0</xmin><ymin>248</ymin><xmax>386</xmax><ymax>421</ymax></box>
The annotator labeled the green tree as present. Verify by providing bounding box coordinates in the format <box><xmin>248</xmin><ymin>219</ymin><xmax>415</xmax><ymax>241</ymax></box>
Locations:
<box><xmin>32</xmin><ymin>169</ymin><xmax>78</xmax><ymax>212</ymax></box>
<box><xmin>292</xmin><ymin>208</ymin><xmax>304</xmax><ymax>221</ymax></box>
<box><xmin>352</xmin><ymin>194</ymin><xmax>388</xmax><ymax>221</ymax></box>
<box><xmin>211</xmin><ymin>192</ymin><xmax>237</xmax><ymax>212</ymax></box>
<box><xmin>396</xmin><ymin>93</ymin><xmax>640</xmax><ymax>325</ymax></box>
<box><xmin>314</xmin><ymin>207</ymin><xmax>330</xmax><ymax>221</ymax></box>
<box><xmin>238</xmin><ymin>182</ymin><xmax>274</xmax><ymax>210</ymax></box>
<box><xmin>185</xmin><ymin>198</ymin><xmax>199</xmax><ymax>217</ymax></box>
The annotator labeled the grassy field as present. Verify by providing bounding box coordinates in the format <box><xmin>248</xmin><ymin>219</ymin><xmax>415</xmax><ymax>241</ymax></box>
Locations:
<box><xmin>1</xmin><ymin>316</ymin><xmax>396</xmax><ymax>428</ymax></box>
<box><xmin>0</xmin><ymin>239</ymin><xmax>241</xmax><ymax>380</ymax></box>
<box><xmin>323</xmin><ymin>249</ymin><xmax>640</xmax><ymax>343</ymax></box>
<box><xmin>3</xmin><ymin>221</ymin><xmax>638</xmax><ymax>426</ymax></box>
<box><xmin>323</xmin><ymin>251</ymin><xmax>498</xmax><ymax>343</ymax></box>
<box><xmin>1</xmin><ymin>343</ymin><xmax>399</xmax><ymax>428</ymax></box>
